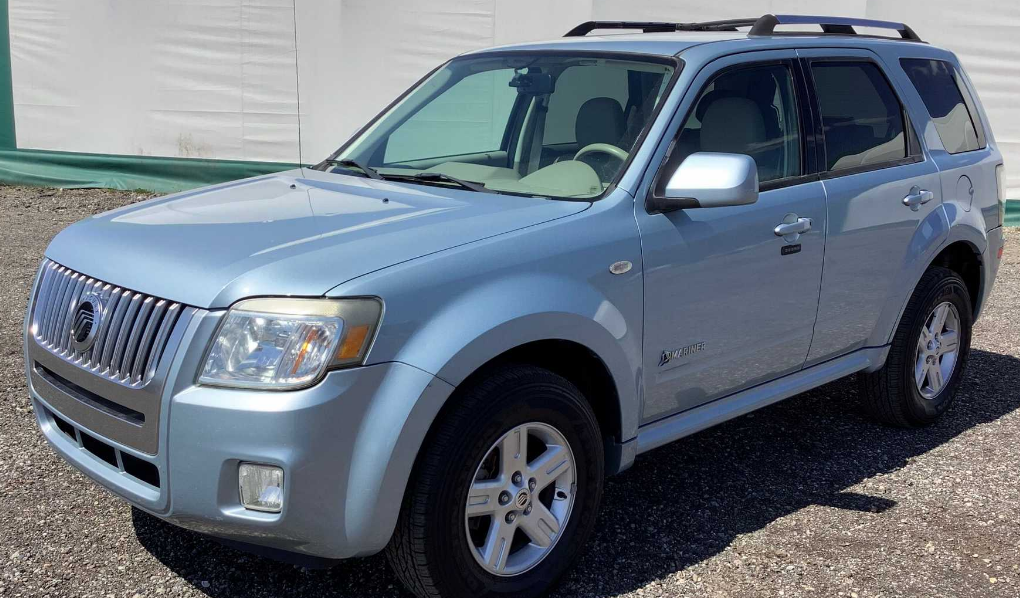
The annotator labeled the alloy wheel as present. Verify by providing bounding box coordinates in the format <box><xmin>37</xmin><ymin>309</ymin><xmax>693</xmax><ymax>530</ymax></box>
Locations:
<box><xmin>463</xmin><ymin>422</ymin><xmax>576</xmax><ymax>577</ymax></box>
<box><xmin>914</xmin><ymin>301</ymin><xmax>961</xmax><ymax>399</ymax></box>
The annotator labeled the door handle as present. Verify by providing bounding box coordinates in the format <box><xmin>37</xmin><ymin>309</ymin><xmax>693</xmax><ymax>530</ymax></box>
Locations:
<box><xmin>774</xmin><ymin>217</ymin><xmax>812</xmax><ymax>237</ymax></box>
<box><xmin>903</xmin><ymin>187</ymin><xmax>935</xmax><ymax>211</ymax></box>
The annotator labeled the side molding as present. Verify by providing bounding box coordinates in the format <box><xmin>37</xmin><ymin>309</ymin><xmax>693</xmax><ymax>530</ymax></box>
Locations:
<box><xmin>637</xmin><ymin>346</ymin><xmax>889</xmax><ymax>454</ymax></box>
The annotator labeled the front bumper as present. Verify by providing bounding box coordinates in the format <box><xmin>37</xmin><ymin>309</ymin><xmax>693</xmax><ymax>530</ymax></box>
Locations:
<box><xmin>28</xmin><ymin>304</ymin><xmax>454</xmax><ymax>559</ymax></box>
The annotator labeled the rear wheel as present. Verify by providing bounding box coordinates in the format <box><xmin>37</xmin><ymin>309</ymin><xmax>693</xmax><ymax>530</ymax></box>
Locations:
<box><xmin>387</xmin><ymin>365</ymin><xmax>603</xmax><ymax>598</ymax></box>
<box><xmin>859</xmin><ymin>266</ymin><xmax>973</xmax><ymax>427</ymax></box>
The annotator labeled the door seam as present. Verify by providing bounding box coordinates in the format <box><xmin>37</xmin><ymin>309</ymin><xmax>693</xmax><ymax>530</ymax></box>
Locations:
<box><xmin>803</xmin><ymin>178</ymin><xmax>829</xmax><ymax>365</ymax></box>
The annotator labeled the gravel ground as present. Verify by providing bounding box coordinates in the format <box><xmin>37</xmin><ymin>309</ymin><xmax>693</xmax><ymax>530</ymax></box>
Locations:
<box><xmin>1</xmin><ymin>185</ymin><xmax>1018</xmax><ymax>598</ymax></box>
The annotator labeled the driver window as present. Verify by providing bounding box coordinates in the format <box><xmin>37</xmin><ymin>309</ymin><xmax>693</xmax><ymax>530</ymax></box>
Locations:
<box><xmin>669</xmin><ymin>64</ymin><xmax>802</xmax><ymax>184</ymax></box>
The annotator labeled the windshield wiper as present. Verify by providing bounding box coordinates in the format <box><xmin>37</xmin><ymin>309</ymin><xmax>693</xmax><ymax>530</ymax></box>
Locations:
<box><xmin>320</xmin><ymin>158</ymin><xmax>383</xmax><ymax>180</ymax></box>
<box><xmin>383</xmin><ymin>172</ymin><xmax>496</xmax><ymax>194</ymax></box>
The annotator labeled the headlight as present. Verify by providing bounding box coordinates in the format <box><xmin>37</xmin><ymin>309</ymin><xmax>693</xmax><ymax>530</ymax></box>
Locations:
<box><xmin>198</xmin><ymin>297</ymin><xmax>383</xmax><ymax>390</ymax></box>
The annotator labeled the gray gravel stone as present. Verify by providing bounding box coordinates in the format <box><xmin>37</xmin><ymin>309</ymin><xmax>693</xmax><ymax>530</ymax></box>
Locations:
<box><xmin>1</xmin><ymin>186</ymin><xmax>1017</xmax><ymax>597</ymax></box>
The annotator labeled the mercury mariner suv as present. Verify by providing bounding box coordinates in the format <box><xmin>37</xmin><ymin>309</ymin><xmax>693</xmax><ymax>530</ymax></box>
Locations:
<box><xmin>24</xmin><ymin>15</ymin><xmax>1006</xmax><ymax>598</ymax></box>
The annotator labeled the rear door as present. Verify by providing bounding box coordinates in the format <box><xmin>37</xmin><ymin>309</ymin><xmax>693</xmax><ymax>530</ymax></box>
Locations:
<box><xmin>800</xmin><ymin>49</ymin><xmax>944</xmax><ymax>366</ymax></box>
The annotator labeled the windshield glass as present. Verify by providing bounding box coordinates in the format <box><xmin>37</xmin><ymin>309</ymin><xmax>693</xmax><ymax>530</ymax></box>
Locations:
<box><xmin>329</xmin><ymin>53</ymin><xmax>676</xmax><ymax>199</ymax></box>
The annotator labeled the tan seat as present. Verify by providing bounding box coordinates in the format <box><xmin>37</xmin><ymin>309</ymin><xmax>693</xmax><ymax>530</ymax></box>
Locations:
<box><xmin>572</xmin><ymin>97</ymin><xmax>626</xmax><ymax>181</ymax></box>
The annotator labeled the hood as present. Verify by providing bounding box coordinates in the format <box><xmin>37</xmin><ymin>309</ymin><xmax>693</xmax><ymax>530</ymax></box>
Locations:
<box><xmin>45</xmin><ymin>168</ymin><xmax>589</xmax><ymax>308</ymax></box>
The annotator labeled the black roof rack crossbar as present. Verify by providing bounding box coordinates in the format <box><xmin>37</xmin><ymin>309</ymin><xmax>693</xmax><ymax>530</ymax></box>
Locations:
<box><xmin>564</xmin><ymin>22</ymin><xmax>678</xmax><ymax>36</ymax></box>
<box><xmin>564</xmin><ymin>14</ymin><xmax>922</xmax><ymax>42</ymax></box>
<box><xmin>564</xmin><ymin>19</ymin><xmax>759</xmax><ymax>37</ymax></box>
<box><xmin>749</xmin><ymin>14</ymin><xmax>922</xmax><ymax>41</ymax></box>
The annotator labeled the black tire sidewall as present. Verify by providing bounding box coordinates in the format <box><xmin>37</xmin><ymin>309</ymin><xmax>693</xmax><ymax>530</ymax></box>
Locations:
<box><xmin>422</xmin><ymin>370</ymin><xmax>603</xmax><ymax>598</ymax></box>
<box><xmin>898</xmin><ymin>272</ymin><xmax>972</xmax><ymax>423</ymax></box>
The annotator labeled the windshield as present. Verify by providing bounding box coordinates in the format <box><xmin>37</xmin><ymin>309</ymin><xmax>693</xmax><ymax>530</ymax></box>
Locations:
<box><xmin>327</xmin><ymin>53</ymin><xmax>676</xmax><ymax>199</ymax></box>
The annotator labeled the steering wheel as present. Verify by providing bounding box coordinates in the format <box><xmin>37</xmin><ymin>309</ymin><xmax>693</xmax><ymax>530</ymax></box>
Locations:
<box><xmin>574</xmin><ymin>143</ymin><xmax>629</xmax><ymax>163</ymax></box>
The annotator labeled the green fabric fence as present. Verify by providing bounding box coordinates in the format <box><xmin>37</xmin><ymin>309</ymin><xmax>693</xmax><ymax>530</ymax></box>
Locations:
<box><xmin>0</xmin><ymin>148</ymin><xmax>299</xmax><ymax>194</ymax></box>
<box><xmin>0</xmin><ymin>0</ymin><xmax>15</xmax><ymax>149</ymax></box>
<box><xmin>1006</xmin><ymin>200</ymin><xmax>1020</xmax><ymax>227</ymax></box>
<box><xmin>0</xmin><ymin>0</ymin><xmax>300</xmax><ymax>193</ymax></box>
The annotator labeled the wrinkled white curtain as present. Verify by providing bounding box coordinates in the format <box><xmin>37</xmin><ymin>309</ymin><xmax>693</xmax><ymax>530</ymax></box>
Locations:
<box><xmin>9</xmin><ymin>0</ymin><xmax>1020</xmax><ymax>196</ymax></box>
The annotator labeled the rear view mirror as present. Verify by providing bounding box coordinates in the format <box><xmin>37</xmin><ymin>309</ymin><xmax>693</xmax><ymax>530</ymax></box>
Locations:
<box><xmin>509</xmin><ymin>72</ymin><xmax>555</xmax><ymax>95</ymax></box>
<box><xmin>646</xmin><ymin>152</ymin><xmax>759</xmax><ymax>214</ymax></box>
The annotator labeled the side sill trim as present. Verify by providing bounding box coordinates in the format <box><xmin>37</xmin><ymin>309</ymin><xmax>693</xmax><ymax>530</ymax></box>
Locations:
<box><xmin>635</xmin><ymin>345</ymin><xmax>890</xmax><ymax>455</ymax></box>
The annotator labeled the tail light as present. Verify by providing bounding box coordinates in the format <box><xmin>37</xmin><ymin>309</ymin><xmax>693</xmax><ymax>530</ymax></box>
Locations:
<box><xmin>996</xmin><ymin>164</ymin><xmax>1006</xmax><ymax>226</ymax></box>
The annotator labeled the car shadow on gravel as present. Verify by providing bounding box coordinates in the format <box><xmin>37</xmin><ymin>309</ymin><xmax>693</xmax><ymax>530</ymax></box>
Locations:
<box><xmin>131</xmin><ymin>348</ymin><xmax>1020</xmax><ymax>598</ymax></box>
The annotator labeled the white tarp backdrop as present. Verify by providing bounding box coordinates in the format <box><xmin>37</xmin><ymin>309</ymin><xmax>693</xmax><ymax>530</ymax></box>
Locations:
<box><xmin>8</xmin><ymin>0</ymin><xmax>1020</xmax><ymax>196</ymax></box>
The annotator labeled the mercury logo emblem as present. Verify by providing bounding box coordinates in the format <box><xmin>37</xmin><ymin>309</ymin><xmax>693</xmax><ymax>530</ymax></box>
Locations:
<box><xmin>70</xmin><ymin>292</ymin><xmax>104</xmax><ymax>353</ymax></box>
<box><xmin>515</xmin><ymin>489</ymin><xmax>530</xmax><ymax>509</ymax></box>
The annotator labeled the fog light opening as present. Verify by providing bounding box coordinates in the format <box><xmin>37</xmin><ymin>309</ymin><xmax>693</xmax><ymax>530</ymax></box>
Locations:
<box><xmin>238</xmin><ymin>462</ymin><xmax>284</xmax><ymax>513</ymax></box>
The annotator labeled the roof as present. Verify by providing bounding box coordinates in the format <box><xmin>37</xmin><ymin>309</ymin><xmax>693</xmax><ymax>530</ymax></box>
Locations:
<box><xmin>463</xmin><ymin>15</ymin><xmax>937</xmax><ymax>60</ymax></box>
<box><xmin>466</xmin><ymin>31</ymin><xmax>744</xmax><ymax>58</ymax></box>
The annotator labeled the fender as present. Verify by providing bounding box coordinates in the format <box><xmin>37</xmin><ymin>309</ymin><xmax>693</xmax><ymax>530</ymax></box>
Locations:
<box><xmin>327</xmin><ymin>194</ymin><xmax>645</xmax><ymax>521</ymax></box>
<box><xmin>335</xmin><ymin>272</ymin><xmax>641</xmax><ymax>554</ymax></box>
<box><xmin>873</xmin><ymin>202</ymin><xmax>987</xmax><ymax>352</ymax></box>
<box><xmin>331</xmin><ymin>193</ymin><xmax>643</xmax><ymax>433</ymax></box>
<box><xmin>425</xmin><ymin>281</ymin><xmax>634</xmax><ymax>386</ymax></box>
<box><xmin>362</xmin><ymin>271</ymin><xmax>639</xmax><ymax>438</ymax></box>
<box><xmin>939</xmin><ymin>202</ymin><xmax>992</xmax><ymax>315</ymax></box>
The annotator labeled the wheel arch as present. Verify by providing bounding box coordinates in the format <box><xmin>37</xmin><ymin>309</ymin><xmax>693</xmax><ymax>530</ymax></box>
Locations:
<box><xmin>346</xmin><ymin>302</ymin><xmax>641</xmax><ymax>554</ymax></box>
<box><xmin>929</xmin><ymin>240</ymin><xmax>982</xmax><ymax>314</ymax></box>
<box><xmin>936</xmin><ymin>204</ymin><xmax>991</xmax><ymax>316</ymax></box>
<box><xmin>869</xmin><ymin>204</ymin><xmax>987</xmax><ymax>349</ymax></box>
<box><xmin>880</xmin><ymin>221</ymin><xmax>986</xmax><ymax>350</ymax></box>
<box><xmin>359</xmin><ymin>330</ymin><xmax>633</xmax><ymax>555</ymax></box>
<box><xmin>453</xmin><ymin>338</ymin><xmax>625</xmax><ymax>473</ymax></box>
<box><xmin>366</xmin><ymin>272</ymin><xmax>644</xmax><ymax>452</ymax></box>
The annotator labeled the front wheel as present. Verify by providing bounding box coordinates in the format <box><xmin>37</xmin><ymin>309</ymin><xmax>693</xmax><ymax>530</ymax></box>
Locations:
<box><xmin>387</xmin><ymin>366</ymin><xmax>604</xmax><ymax>598</ymax></box>
<box><xmin>859</xmin><ymin>266</ymin><xmax>973</xmax><ymax>427</ymax></box>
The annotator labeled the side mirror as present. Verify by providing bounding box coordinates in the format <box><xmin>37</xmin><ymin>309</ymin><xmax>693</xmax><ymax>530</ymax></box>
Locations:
<box><xmin>646</xmin><ymin>152</ymin><xmax>759</xmax><ymax>214</ymax></box>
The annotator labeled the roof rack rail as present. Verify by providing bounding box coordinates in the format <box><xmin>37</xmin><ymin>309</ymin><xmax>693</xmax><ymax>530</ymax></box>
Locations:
<box><xmin>749</xmin><ymin>14</ymin><xmax>922</xmax><ymax>41</ymax></box>
<box><xmin>564</xmin><ymin>14</ymin><xmax>923</xmax><ymax>42</ymax></box>
<box><xmin>564</xmin><ymin>19</ymin><xmax>758</xmax><ymax>37</ymax></box>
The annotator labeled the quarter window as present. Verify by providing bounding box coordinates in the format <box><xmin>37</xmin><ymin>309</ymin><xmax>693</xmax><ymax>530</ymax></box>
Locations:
<box><xmin>811</xmin><ymin>62</ymin><xmax>907</xmax><ymax>171</ymax></box>
<box><xmin>901</xmin><ymin>58</ymin><xmax>985</xmax><ymax>154</ymax></box>
<box><xmin>668</xmin><ymin>64</ymin><xmax>802</xmax><ymax>184</ymax></box>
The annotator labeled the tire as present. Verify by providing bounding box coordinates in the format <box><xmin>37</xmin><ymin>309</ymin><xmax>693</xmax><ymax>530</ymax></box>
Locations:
<box><xmin>386</xmin><ymin>365</ymin><xmax>604</xmax><ymax>598</ymax></box>
<box><xmin>859</xmin><ymin>266</ymin><xmax>973</xmax><ymax>427</ymax></box>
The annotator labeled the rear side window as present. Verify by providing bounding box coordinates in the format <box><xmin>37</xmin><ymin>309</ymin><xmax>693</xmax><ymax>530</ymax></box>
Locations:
<box><xmin>811</xmin><ymin>62</ymin><xmax>907</xmax><ymax>171</ymax></box>
<box><xmin>901</xmin><ymin>58</ymin><xmax>985</xmax><ymax>154</ymax></box>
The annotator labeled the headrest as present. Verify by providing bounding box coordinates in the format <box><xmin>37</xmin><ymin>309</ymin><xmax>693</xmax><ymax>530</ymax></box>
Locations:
<box><xmin>574</xmin><ymin>97</ymin><xmax>625</xmax><ymax>149</ymax></box>
<box><xmin>695</xmin><ymin>89</ymin><xmax>738</xmax><ymax>121</ymax></box>
<box><xmin>699</xmin><ymin>97</ymin><xmax>767</xmax><ymax>154</ymax></box>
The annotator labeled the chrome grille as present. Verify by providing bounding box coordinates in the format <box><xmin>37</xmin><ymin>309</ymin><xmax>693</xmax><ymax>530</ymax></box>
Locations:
<box><xmin>30</xmin><ymin>259</ymin><xmax>183</xmax><ymax>387</ymax></box>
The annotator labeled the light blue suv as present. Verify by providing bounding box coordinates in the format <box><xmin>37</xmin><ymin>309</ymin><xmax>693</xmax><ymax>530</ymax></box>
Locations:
<box><xmin>24</xmin><ymin>14</ymin><xmax>1006</xmax><ymax>598</ymax></box>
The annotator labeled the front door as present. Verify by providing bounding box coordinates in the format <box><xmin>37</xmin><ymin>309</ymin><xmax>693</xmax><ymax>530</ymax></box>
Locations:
<box><xmin>636</xmin><ymin>53</ymin><xmax>826</xmax><ymax>423</ymax></box>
